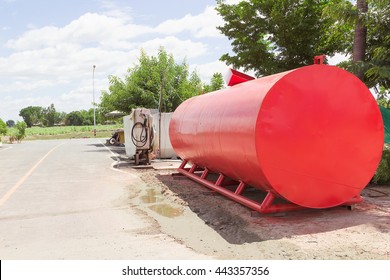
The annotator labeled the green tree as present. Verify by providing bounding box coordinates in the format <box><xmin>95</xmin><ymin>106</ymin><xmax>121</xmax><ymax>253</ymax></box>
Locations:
<box><xmin>19</xmin><ymin>106</ymin><xmax>43</xmax><ymax>127</ymax></box>
<box><xmin>325</xmin><ymin>0</ymin><xmax>389</xmax><ymax>102</ymax></box>
<box><xmin>6</xmin><ymin>120</ymin><xmax>15</xmax><ymax>127</ymax></box>
<box><xmin>364</xmin><ymin>0</ymin><xmax>390</xmax><ymax>90</ymax></box>
<box><xmin>100</xmin><ymin>47</ymin><xmax>203</xmax><ymax>113</ymax></box>
<box><xmin>57</xmin><ymin>112</ymin><xmax>67</xmax><ymax>125</ymax></box>
<box><xmin>376</xmin><ymin>86</ymin><xmax>390</xmax><ymax>108</ymax></box>
<box><xmin>14</xmin><ymin>121</ymin><xmax>27</xmax><ymax>142</ymax></box>
<box><xmin>79</xmin><ymin>109</ymin><xmax>95</xmax><ymax>125</ymax></box>
<box><xmin>65</xmin><ymin>111</ymin><xmax>84</xmax><ymax>126</ymax></box>
<box><xmin>42</xmin><ymin>104</ymin><xmax>60</xmax><ymax>127</ymax></box>
<box><xmin>65</xmin><ymin>109</ymin><xmax>103</xmax><ymax>126</ymax></box>
<box><xmin>0</xmin><ymin>118</ymin><xmax>7</xmax><ymax>142</ymax></box>
<box><xmin>203</xmin><ymin>73</ymin><xmax>225</xmax><ymax>93</ymax></box>
<box><xmin>326</xmin><ymin>0</ymin><xmax>388</xmax><ymax>81</ymax></box>
<box><xmin>352</xmin><ymin>0</ymin><xmax>368</xmax><ymax>80</ymax></box>
<box><xmin>216</xmin><ymin>0</ymin><xmax>345</xmax><ymax>76</ymax></box>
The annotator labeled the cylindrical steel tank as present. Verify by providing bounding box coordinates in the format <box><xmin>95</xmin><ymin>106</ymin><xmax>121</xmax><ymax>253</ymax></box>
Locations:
<box><xmin>169</xmin><ymin>65</ymin><xmax>384</xmax><ymax>209</ymax></box>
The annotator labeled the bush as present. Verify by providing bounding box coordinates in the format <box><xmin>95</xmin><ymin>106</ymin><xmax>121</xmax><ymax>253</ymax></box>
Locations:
<box><xmin>8</xmin><ymin>131</ymin><xmax>16</xmax><ymax>144</ymax></box>
<box><xmin>0</xmin><ymin>118</ymin><xmax>7</xmax><ymax>142</ymax></box>
<box><xmin>373</xmin><ymin>148</ymin><xmax>390</xmax><ymax>185</ymax></box>
<box><xmin>14</xmin><ymin>121</ymin><xmax>27</xmax><ymax>142</ymax></box>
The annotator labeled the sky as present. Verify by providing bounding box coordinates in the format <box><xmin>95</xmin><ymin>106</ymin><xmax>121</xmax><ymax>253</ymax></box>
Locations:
<box><xmin>0</xmin><ymin>0</ymin><xmax>344</xmax><ymax>122</ymax></box>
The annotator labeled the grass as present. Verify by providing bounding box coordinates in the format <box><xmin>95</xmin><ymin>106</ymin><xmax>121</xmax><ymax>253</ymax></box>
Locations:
<box><xmin>6</xmin><ymin>124</ymin><xmax>121</xmax><ymax>141</ymax></box>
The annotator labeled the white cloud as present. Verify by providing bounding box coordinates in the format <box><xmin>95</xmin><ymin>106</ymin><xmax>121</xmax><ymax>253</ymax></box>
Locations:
<box><xmin>6</xmin><ymin>13</ymin><xmax>153</xmax><ymax>51</ymax></box>
<box><xmin>156</xmin><ymin>6</ymin><xmax>223</xmax><ymax>38</ymax></box>
<box><xmin>0</xmin><ymin>95</ymin><xmax>55</xmax><ymax>121</ymax></box>
<box><xmin>224</xmin><ymin>0</ymin><xmax>243</xmax><ymax>4</ymax></box>
<box><xmin>191</xmin><ymin>60</ymin><xmax>258</xmax><ymax>85</ymax></box>
<box><xmin>0</xmin><ymin>79</ymin><xmax>62</xmax><ymax>92</ymax></box>
<box><xmin>59</xmin><ymin>86</ymin><xmax>97</xmax><ymax>112</ymax></box>
<box><xmin>191</xmin><ymin>60</ymin><xmax>229</xmax><ymax>82</ymax></box>
<box><xmin>99</xmin><ymin>0</ymin><xmax>134</xmax><ymax>23</ymax></box>
<box><xmin>140</xmin><ymin>36</ymin><xmax>208</xmax><ymax>60</ymax></box>
<box><xmin>328</xmin><ymin>53</ymin><xmax>349</xmax><ymax>65</ymax></box>
<box><xmin>26</xmin><ymin>24</ymin><xmax>37</xmax><ymax>30</ymax></box>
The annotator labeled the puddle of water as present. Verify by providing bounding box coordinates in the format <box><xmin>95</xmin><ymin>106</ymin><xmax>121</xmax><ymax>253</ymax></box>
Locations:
<box><xmin>149</xmin><ymin>204</ymin><xmax>183</xmax><ymax>218</ymax></box>
<box><xmin>140</xmin><ymin>189</ymin><xmax>163</xmax><ymax>204</ymax></box>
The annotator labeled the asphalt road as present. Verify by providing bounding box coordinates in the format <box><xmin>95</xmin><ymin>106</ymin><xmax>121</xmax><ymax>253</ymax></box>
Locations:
<box><xmin>0</xmin><ymin>139</ymin><xmax>207</xmax><ymax>259</ymax></box>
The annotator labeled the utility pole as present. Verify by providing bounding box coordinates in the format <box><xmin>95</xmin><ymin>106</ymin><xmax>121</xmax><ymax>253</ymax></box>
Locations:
<box><xmin>93</xmin><ymin>65</ymin><xmax>96</xmax><ymax>137</ymax></box>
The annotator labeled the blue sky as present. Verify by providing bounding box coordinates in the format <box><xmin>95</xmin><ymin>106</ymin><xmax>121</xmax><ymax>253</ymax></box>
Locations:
<box><xmin>0</xmin><ymin>0</ymin><xmax>240</xmax><ymax>121</ymax></box>
<box><xmin>0</xmin><ymin>0</ymin><xmax>344</xmax><ymax>121</ymax></box>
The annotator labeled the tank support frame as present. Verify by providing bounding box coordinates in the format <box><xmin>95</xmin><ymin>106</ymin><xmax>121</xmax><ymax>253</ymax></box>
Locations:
<box><xmin>177</xmin><ymin>160</ymin><xmax>363</xmax><ymax>214</ymax></box>
<box><xmin>178</xmin><ymin>160</ymin><xmax>303</xmax><ymax>214</ymax></box>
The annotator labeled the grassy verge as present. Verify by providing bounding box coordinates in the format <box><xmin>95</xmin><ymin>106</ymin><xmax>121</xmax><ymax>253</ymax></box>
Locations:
<box><xmin>7</xmin><ymin>125</ymin><xmax>121</xmax><ymax>141</ymax></box>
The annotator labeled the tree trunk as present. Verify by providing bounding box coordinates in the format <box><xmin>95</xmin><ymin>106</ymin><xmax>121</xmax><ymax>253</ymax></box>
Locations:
<box><xmin>352</xmin><ymin>0</ymin><xmax>368</xmax><ymax>80</ymax></box>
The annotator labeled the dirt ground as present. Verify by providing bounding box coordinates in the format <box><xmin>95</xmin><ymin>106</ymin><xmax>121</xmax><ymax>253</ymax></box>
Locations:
<box><xmin>115</xmin><ymin>158</ymin><xmax>390</xmax><ymax>260</ymax></box>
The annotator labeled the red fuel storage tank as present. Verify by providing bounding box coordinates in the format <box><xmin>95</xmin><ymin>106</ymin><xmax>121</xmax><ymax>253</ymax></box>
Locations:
<box><xmin>169</xmin><ymin>64</ymin><xmax>384</xmax><ymax>210</ymax></box>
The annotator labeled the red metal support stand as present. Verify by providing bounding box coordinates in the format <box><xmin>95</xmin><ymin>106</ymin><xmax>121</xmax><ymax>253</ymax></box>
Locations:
<box><xmin>200</xmin><ymin>168</ymin><xmax>209</xmax><ymax>179</ymax></box>
<box><xmin>235</xmin><ymin>182</ymin><xmax>246</xmax><ymax>195</ymax></box>
<box><xmin>177</xmin><ymin>161</ymin><xmax>303</xmax><ymax>214</ymax></box>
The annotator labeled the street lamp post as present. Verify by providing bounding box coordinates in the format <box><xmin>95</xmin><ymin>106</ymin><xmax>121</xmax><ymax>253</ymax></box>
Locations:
<box><xmin>92</xmin><ymin>65</ymin><xmax>96</xmax><ymax>137</ymax></box>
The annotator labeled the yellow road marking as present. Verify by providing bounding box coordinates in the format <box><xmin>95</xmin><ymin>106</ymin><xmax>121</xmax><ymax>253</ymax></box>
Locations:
<box><xmin>0</xmin><ymin>143</ymin><xmax>63</xmax><ymax>207</ymax></box>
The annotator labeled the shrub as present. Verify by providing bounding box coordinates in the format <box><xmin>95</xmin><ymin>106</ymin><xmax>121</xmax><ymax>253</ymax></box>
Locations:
<box><xmin>373</xmin><ymin>148</ymin><xmax>390</xmax><ymax>185</ymax></box>
<box><xmin>0</xmin><ymin>118</ymin><xmax>7</xmax><ymax>142</ymax></box>
<box><xmin>8</xmin><ymin>132</ymin><xmax>16</xmax><ymax>144</ymax></box>
<box><xmin>14</xmin><ymin>121</ymin><xmax>27</xmax><ymax>142</ymax></box>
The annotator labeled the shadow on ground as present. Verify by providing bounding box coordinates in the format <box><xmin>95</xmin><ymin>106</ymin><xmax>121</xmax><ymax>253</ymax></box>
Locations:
<box><xmin>85</xmin><ymin>143</ymin><xmax>127</xmax><ymax>156</ymax></box>
<box><xmin>156</xmin><ymin>173</ymin><xmax>390</xmax><ymax>245</ymax></box>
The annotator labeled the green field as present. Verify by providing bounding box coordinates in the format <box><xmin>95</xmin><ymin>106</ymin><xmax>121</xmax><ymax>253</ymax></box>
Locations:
<box><xmin>7</xmin><ymin>125</ymin><xmax>121</xmax><ymax>141</ymax></box>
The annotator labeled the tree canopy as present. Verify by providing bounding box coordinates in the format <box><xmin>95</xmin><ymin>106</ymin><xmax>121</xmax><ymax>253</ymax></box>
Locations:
<box><xmin>42</xmin><ymin>104</ymin><xmax>60</xmax><ymax>127</ymax></box>
<box><xmin>6</xmin><ymin>120</ymin><xmax>15</xmax><ymax>128</ymax></box>
<box><xmin>99</xmin><ymin>47</ymin><xmax>222</xmax><ymax>114</ymax></box>
<box><xmin>216</xmin><ymin>0</ymin><xmax>389</xmax><ymax>94</ymax></box>
<box><xmin>324</xmin><ymin>0</ymin><xmax>390</xmax><ymax>89</ymax></box>
<box><xmin>65</xmin><ymin>109</ymin><xmax>101</xmax><ymax>126</ymax></box>
<box><xmin>0</xmin><ymin>118</ymin><xmax>7</xmax><ymax>136</ymax></box>
<box><xmin>216</xmin><ymin>0</ymin><xmax>347</xmax><ymax>76</ymax></box>
<box><xmin>19</xmin><ymin>106</ymin><xmax>44</xmax><ymax>127</ymax></box>
<box><xmin>19</xmin><ymin>104</ymin><xmax>104</xmax><ymax>127</ymax></box>
<box><xmin>358</xmin><ymin>0</ymin><xmax>389</xmax><ymax>90</ymax></box>
<box><xmin>19</xmin><ymin>104</ymin><xmax>62</xmax><ymax>127</ymax></box>
<box><xmin>203</xmin><ymin>73</ymin><xmax>225</xmax><ymax>93</ymax></box>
